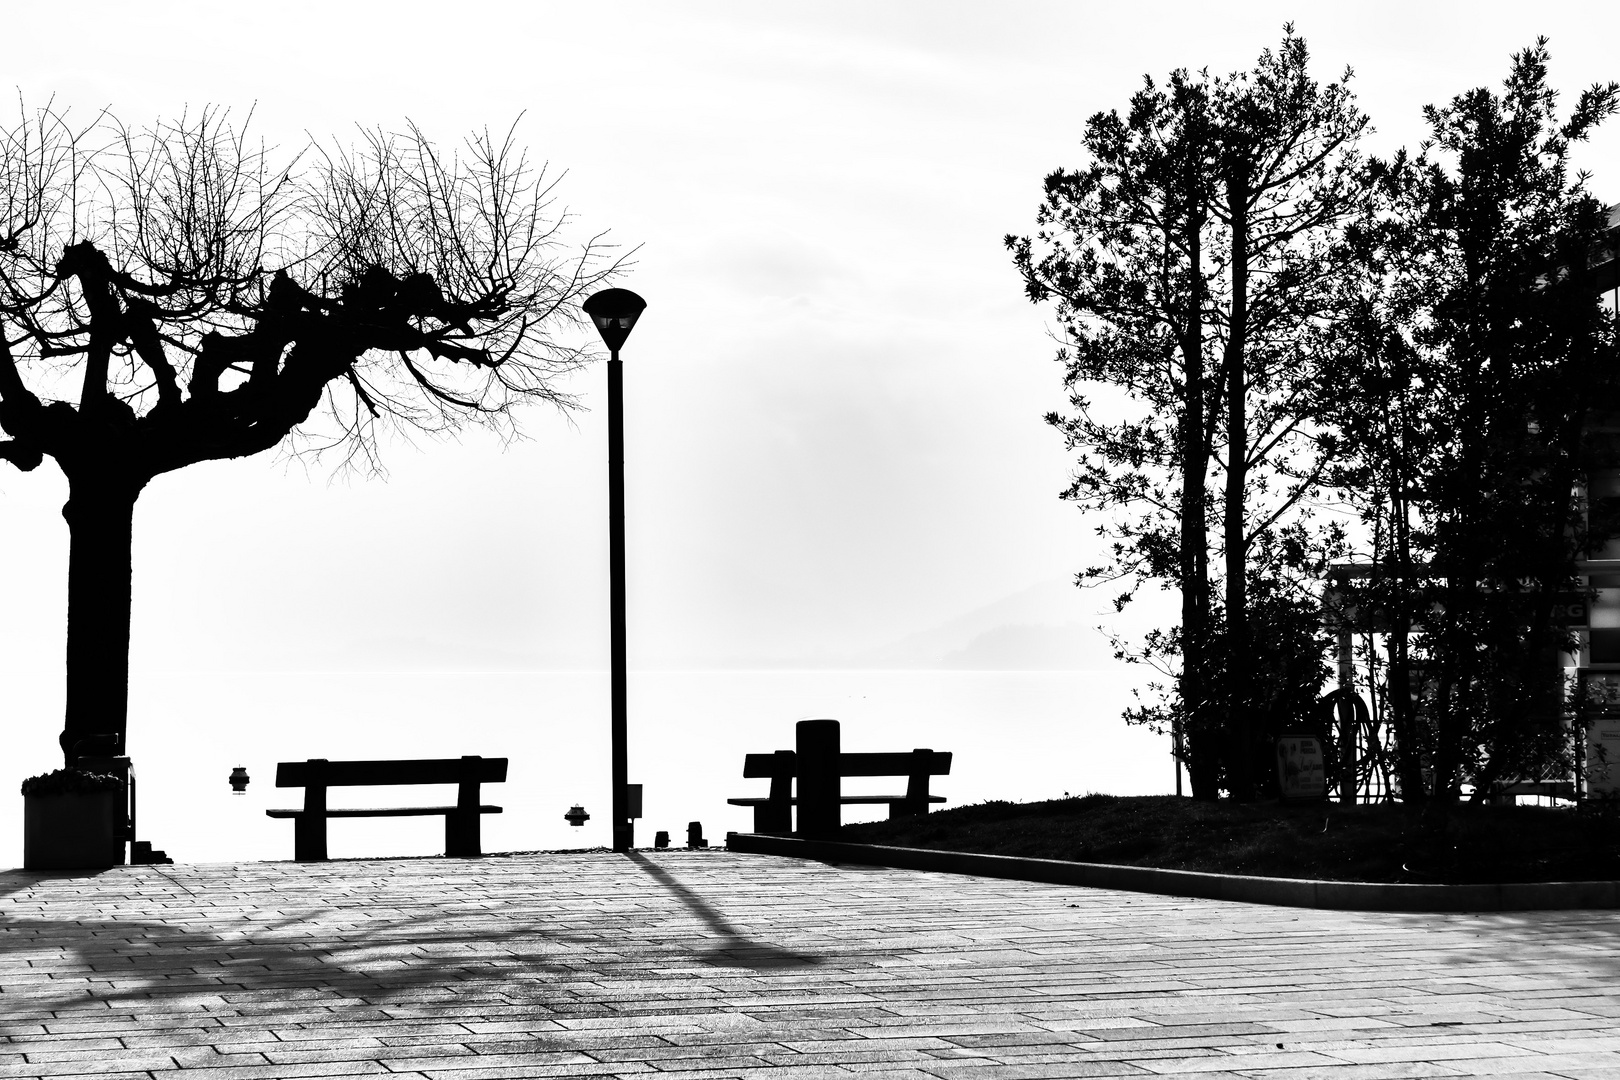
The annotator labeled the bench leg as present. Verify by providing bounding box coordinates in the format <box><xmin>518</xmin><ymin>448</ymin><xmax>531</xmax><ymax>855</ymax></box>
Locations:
<box><xmin>445</xmin><ymin>811</ymin><xmax>481</xmax><ymax>858</ymax></box>
<box><xmin>887</xmin><ymin>798</ymin><xmax>926</xmax><ymax>819</ymax></box>
<box><xmin>754</xmin><ymin>802</ymin><xmax>791</xmax><ymax>834</ymax></box>
<box><xmin>293</xmin><ymin>814</ymin><xmax>328</xmax><ymax>861</ymax></box>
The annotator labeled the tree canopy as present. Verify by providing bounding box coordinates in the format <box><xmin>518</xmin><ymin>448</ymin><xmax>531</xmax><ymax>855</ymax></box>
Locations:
<box><xmin>1329</xmin><ymin>41</ymin><xmax>1620</xmax><ymax>803</ymax></box>
<box><xmin>0</xmin><ymin>102</ymin><xmax>623</xmax><ymax>761</ymax></box>
<box><xmin>1015</xmin><ymin>32</ymin><xmax>1618</xmax><ymax>805</ymax></box>
<box><xmin>0</xmin><ymin>104</ymin><xmax>618</xmax><ymax>480</ymax></box>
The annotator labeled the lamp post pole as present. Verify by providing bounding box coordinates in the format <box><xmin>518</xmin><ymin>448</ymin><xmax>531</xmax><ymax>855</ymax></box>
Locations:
<box><xmin>583</xmin><ymin>288</ymin><xmax>646</xmax><ymax>854</ymax></box>
<box><xmin>606</xmin><ymin>346</ymin><xmax>630</xmax><ymax>852</ymax></box>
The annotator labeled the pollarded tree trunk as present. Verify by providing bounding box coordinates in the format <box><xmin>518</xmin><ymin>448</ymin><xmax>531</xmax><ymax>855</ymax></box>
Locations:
<box><xmin>58</xmin><ymin>474</ymin><xmax>146</xmax><ymax>764</ymax></box>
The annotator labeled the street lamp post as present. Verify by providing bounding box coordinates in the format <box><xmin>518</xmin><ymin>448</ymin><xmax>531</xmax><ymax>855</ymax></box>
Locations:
<box><xmin>583</xmin><ymin>288</ymin><xmax>647</xmax><ymax>853</ymax></box>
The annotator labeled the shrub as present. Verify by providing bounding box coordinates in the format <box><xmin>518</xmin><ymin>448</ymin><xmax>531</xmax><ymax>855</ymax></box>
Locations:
<box><xmin>21</xmin><ymin>768</ymin><xmax>124</xmax><ymax>796</ymax></box>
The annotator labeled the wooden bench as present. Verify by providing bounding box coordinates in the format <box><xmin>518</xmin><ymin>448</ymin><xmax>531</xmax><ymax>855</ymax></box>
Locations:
<box><xmin>266</xmin><ymin>756</ymin><xmax>506</xmax><ymax>861</ymax></box>
<box><xmin>728</xmin><ymin>719</ymin><xmax>950</xmax><ymax>838</ymax></box>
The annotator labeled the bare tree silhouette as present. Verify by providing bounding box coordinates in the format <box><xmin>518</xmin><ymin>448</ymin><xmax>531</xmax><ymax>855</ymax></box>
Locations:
<box><xmin>0</xmin><ymin>101</ymin><xmax>625</xmax><ymax>763</ymax></box>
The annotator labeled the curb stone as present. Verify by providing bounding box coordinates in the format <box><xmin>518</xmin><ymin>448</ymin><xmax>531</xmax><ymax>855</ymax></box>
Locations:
<box><xmin>724</xmin><ymin>832</ymin><xmax>1620</xmax><ymax>911</ymax></box>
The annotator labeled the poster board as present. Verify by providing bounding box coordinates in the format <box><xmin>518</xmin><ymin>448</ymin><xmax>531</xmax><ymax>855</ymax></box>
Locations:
<box><xmin>1276</xmin><ymin>734</ymin><xmax>1327</xmax><ymax>802</ymax></box>
<box><xmin>1587</xmin><ymin>716</ymin><xmax>1620</xmax><ymax>798</ymax></box>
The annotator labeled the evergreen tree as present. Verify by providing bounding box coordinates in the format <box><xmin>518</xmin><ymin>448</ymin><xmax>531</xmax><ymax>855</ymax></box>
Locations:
<box><xmin>1009</xmin><ymin>27</ymin><xmax>1364</xmax><ymax>797</ymax></box>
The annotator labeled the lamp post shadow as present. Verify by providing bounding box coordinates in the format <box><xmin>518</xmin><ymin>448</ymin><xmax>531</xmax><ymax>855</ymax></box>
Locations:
<box><xmin>622</xmin><ymin>851</ymin><xmax>821</xmax><ymax>969</ymax></box>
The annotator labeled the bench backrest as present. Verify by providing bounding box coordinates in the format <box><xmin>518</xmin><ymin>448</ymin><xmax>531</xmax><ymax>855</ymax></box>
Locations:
<box><xmin>741</xmin><ymin>749</ymin><xmax>951</xmax><ymax>779</ymax></box>
<box><xmin>742</xmin><ymin>750</ymin><xmax>798</xmax><ymax>779</ymax></box>
<box><xmin>743</xmin><ymin>747</ymin><xmax>950</xmax><ymax>810</ymax></box>
<box><xmin>275</xmin><ymin>756</ymin><xmax>508</xmax><ymax>788</ymax></box>
<box><xmin>839</xmin><ymin>750</ymin><xmax>951</xmax><ymax>777</ymax></box>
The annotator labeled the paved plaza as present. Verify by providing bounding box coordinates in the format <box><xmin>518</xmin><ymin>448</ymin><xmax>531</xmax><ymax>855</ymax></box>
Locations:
<box><xmin>3</xmin><ymin>850</ymin><xmax>1620</xmax><ymax>1079</ymax></box>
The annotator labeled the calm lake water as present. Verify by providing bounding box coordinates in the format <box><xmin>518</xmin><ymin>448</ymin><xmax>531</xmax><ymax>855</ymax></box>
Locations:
<box><xmin>3</xmin><ymin>669</ymin><xmax>1171</xmax><ymax>867</ymax></box>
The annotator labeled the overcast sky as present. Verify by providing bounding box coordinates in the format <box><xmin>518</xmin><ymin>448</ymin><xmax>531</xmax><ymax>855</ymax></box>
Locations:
<box><xmin>2</xmin><ymin>1</ymin><xmax>1618</xmax><ymax>681</ymax></box>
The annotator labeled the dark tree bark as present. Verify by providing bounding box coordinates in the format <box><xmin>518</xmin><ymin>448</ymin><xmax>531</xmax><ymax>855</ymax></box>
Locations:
<box><xmin>1221</xmin><ymin>161</ymin><xmax>1253</xmax><ymax>800</ymax></box>
<box><xmin>1385</xmin><ymin>486</ymin><xmax>1429</xmax><ymax>806</ymax></box>
<box><xmin>60</xmin><ymin>476</ymin><xmax>142</xmax><ymax>759</ymax></box>
<box><xmin>1178</xmin><ymin>197</ymin><xmax>1219</xmax><ymax>801</ymax></box>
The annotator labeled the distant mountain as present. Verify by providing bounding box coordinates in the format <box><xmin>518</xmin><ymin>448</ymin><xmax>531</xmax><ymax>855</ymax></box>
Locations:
<box><xmin>939</xmin><ymin>622</ymin><xmax>1094</xmax><ymax>669</ymax></box>
<box><xmin>850</xmin><ymin>577</ymin><xmax>1108</xmax><ymax>670</ymax></box>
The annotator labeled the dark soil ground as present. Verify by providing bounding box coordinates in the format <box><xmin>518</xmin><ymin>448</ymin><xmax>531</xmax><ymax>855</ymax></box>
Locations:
<box><xmin>837</xmin><ymin>794</ymin><xmax>1620</xmax><ymax>885</ymax></box>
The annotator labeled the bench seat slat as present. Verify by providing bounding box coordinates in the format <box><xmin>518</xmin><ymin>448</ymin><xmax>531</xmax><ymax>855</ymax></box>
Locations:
<box><xmin>275</xmin><ymin>757</ymin><xmax>508</xmax><ymax>787</ymax></box>
<box><xmin>267</xmin><ymin>805</ymin><xmax>502</xmax><ymax>818</ymax></box>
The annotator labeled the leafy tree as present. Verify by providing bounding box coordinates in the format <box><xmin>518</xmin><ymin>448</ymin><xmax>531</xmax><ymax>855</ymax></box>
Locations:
<box><xmin>0</xmin><ymin>103</ymin><xmax>622</xmax><ymax>764</ymax></box>
<box><xmin>1007</xmin><ymin>64</ymin><xmax>1223</xmax><ymax>797</ymax></box>
<box><xmin>1330</xmin><ymin>41</ymin><xmax>1619</xmax><ymax>802</ymax></box>
<box><xmin>1008</xmin><ymin>27</ymin><xmax>1364</xmax><ymax>798</ymax></box>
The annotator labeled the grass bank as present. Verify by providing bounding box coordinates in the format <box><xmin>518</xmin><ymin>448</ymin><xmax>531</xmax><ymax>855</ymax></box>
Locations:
<box><xmin>837</xmin><ymin>794</ymin><xmax>1620</xmax><ymax>885</ymax></box>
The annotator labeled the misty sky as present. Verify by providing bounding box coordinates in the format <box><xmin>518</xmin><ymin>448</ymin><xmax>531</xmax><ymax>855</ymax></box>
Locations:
<box><xmin>2</xmin><ymin>0</ymin><xmax>1618</xmax><ymax>684</ymax></box>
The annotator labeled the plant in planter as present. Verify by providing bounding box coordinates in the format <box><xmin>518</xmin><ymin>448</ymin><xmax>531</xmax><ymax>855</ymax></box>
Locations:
<box><xmin>22</xmin><ymin>768</ymin><xmax>127</xmax><ymax>870</ymax></box>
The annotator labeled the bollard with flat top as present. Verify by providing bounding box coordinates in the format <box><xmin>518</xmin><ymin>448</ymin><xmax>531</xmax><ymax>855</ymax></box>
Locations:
<box><xmin>796</xmin><ymin>718</ymin><xmax>841</xmax><ymax>840</ymax></box>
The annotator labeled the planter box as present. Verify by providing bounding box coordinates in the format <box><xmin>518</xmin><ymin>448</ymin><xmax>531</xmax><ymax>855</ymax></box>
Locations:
<box><xmin>24</xmin><ymin>791</ymin><xmax>125</xmax><ymax>870</ymax></box>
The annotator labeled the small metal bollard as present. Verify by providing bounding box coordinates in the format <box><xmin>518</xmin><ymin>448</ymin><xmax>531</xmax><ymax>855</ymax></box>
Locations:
<box><xmin>686</xmin><ymin>821</ymin><xmax>708</xmax><ymax>849</ymax></box>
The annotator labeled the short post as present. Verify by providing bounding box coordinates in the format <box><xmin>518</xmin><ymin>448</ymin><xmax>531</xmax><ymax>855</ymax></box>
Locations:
<box><xmin>796</xmin><ymin>719</ymin><xmax>840</xmax><ymax>840</ymax></box>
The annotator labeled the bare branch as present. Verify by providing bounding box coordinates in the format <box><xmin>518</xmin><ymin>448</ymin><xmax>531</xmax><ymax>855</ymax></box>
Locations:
<box><xmin>0</xmin><ymin>100</ymin><xmax>626</xmax><ymax>478</ymax></box>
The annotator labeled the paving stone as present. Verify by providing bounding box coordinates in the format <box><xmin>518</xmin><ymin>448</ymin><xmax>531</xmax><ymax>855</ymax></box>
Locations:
<box><xmin>923</xmin><ymin>1065</ymin><xmax>1155</xmax><ymax>1079</ymax></box>
<box><xmin>4</xmin><ymin>853</ymin><xmax>1620</xmax><ymax>1078</ymax></box>
<box><xmin>1226</xmin><ymin>1065</ymin><xmax>1465</xmax><ymax>1079</ymax></box>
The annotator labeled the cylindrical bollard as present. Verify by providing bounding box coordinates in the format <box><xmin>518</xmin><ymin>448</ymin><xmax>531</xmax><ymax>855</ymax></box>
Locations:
<box><xmin>796</xmin><ymin>719</ymin><xmax>841</xmax><ymax>840</ymax></box>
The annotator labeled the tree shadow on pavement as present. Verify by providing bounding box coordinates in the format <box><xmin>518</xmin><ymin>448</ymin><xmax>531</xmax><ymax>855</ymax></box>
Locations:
<box><xmin>623</xmin><ymin>851</ymin><xmax>822</xmax><ymax>968</ymax></box>
<box><xmin>0</xmin><ymin>866</ymin><xmax>591</xmax><ymax>1018</ymax></box>
<box><xmin>1387</xmin><ymin>907</ymin><xmax>1620</xmax><ymax>980</ymax></box>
